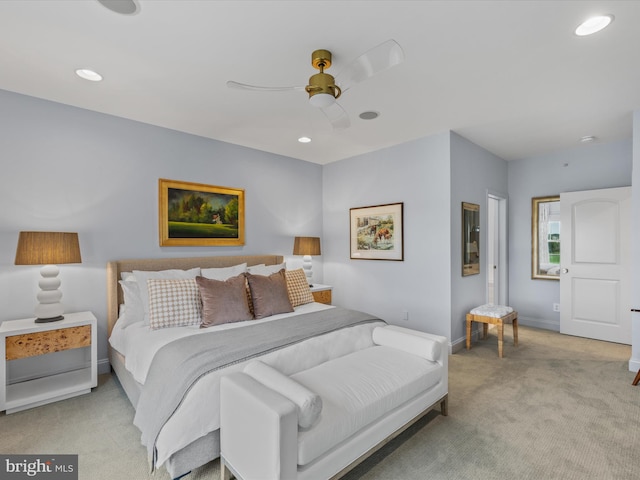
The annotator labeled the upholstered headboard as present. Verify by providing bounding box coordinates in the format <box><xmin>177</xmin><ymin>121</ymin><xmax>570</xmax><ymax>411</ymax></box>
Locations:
<box><xmin>106</xmin><ymin>254</ymin><xmax>284</xmax><ymax>336</ymax></box>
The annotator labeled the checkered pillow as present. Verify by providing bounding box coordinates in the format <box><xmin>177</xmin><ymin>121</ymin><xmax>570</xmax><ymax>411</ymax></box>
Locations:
<box><xmin>285</xmin><ymin>268</ymin><xmax>314</xmax><ymax>307</ymax></box>
<box><xmin>147</xmin><ymin>278</ymin><xmax>202</xmax><ymax>330</ymax></box>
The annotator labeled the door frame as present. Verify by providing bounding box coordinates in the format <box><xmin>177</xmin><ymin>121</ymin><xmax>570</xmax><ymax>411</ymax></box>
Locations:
<box><xmin>487</xmin><ymin>190</ymin><xmax>508</xmax><ymax>305</ymax></box>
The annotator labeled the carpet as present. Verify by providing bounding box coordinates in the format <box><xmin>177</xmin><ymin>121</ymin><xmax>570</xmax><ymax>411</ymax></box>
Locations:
<box><xmin>1</xmin><ymin>325</ymin><xmax>638</xmax><ymax>479</ymax></box>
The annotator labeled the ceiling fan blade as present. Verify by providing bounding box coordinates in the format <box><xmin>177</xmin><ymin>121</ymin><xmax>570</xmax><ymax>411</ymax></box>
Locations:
<box><xmin>226</xmin><ymin>80</ymin><xmax>305</xmax><ymax>92</ymax></box>
<box><xmin>336</xmin><ymin>39</ymin><xmax>405</xmax><ymax>93</ymax></box>
<box><xmin>321</xmin><ymin>102</ymin><xmax>351</xmax><ymax>130</ymax></box>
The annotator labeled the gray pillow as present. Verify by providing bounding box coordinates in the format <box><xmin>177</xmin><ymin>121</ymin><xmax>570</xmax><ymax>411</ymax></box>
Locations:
<box><xmin>196</xmin><ymin>274</ymin><xmax>252</xmax><ymax>327</ymax></box>
<box><xmin>246</xmin><ymin>269</ymin><xmax>294</xmax><ymax>319</ymax></box>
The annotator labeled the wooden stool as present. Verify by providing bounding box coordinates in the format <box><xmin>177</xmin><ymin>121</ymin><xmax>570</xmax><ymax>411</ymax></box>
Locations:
<box><xmin>466</xmin><ymin>304</ymin><xmax>518</xmax><ymax>358</ymax></box>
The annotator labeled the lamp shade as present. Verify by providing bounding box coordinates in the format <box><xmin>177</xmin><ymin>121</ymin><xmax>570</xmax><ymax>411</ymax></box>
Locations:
<box><xmin>293</xmin><ymin>236</ymin><xmax>321</xmax><ymax>256</ymax></box>
<box><xmin>15</xmin><ymin>232</ymin><xmax>82</xmax><ymax>266</ymax></box>
<box><xmin>15</xmin><ymin>232</ymin><xmax>82</xmax><ymax>323</ymax></box>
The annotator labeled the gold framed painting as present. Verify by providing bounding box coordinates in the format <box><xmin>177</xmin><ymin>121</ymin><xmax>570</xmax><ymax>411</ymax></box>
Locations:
<box><xmin>350</xmin><ymin>202</ymin><xmax>404</xmax><ymax>261</ymax></box>
<box><xmin>158</xmin><ymin>178</ymin><xmax>245</xmax><ymax>247</ymax></box>
<box><xmin>462</xmin><ymin>202</ymin><xmax>480</xmax><ymax>276</ymax></box>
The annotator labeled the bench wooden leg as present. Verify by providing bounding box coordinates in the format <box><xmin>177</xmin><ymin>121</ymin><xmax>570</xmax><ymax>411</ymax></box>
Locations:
<box><xmin>497</xmin><ymin>323</ymin><xmax>504</xmax><ymax>358</ymax></box>
<box><xmin>633</xmin><ymin>369</ymin><xmax>640</xmax><ymax>386</ymax></box>
<box><xmin>512</xmin><ymin>317</ymin><xmax>519</xmax><ymax>346</ymax></box>
<box><xmin>466</xmin><ymin>317</ymin><xmax>472</xmax><ymax>350</ymax></box>
<box><xmin>482</xmin><ymin>323</ymin><xmax>489</xmax><ymax>340</ymax></box>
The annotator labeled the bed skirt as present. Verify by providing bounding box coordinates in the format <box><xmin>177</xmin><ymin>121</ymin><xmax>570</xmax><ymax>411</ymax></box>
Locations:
<box><xmin>110</xmin><ymin>349</ymin><xmax>220</xmax><ymax>479</ymax></box>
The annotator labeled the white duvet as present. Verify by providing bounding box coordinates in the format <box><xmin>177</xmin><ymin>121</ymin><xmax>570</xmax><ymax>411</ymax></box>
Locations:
<box><xmin>109</xmin><ymin>303</ymin><xmax>384</xmax><ymax>467</ymax></box>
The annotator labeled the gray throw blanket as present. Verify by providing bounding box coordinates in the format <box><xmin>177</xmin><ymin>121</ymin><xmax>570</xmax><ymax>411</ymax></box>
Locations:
<box><xmin>132</xmin><ymin>307</ymin><xmax>382</xmax><ymax>470</ymax></box>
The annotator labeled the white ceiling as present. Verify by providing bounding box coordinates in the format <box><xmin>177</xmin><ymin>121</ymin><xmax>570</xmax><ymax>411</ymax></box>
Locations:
<box><xmin>1</xmin><ymin>0</ymin><xmax>639</xmax><ymax>165</ymax></box>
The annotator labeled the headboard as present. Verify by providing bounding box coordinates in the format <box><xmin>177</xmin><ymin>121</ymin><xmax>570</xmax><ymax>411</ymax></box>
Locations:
<box><xmin>106</xmin><ymin>254</ymin><xmax>284</xmax><ymax>337</ymax></box>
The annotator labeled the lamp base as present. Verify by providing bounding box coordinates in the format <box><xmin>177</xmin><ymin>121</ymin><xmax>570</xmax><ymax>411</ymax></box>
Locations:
<box><xmin>302</xmin><ymin>254</ymin><xmax>313</xmax><ymax>285</ymax></box>
<box><xmin>35</xmin><ymin>315</ymin><xmax>64</xmax><ymax>323</ymax></box>
<box><xmin>34</xmin><ymin>264</ymin><xmax>65</xmax><ymax>322</ymax></box>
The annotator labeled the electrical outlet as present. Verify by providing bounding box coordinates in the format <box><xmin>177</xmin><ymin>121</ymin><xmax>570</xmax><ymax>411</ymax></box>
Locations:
<box><xmin>401</xmin><ymin>310</ymin><xmax>409</xmax><ymax>321</ymax></box>
<box><xmin>553</xmin><ymin>303</ymin><xmax>560</xmax><ymax>312</ymax></box>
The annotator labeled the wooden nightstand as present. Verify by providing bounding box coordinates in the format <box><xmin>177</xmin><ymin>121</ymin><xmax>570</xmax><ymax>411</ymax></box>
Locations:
<box><xmin>0</xmin><ymin>311</ymin><xmax>97</xmax><ymax>414</ymax></box>
<box><xmin>310</xmin><ymin>284</ymin><xmax>332</xmax><ymax>305</ymax></box>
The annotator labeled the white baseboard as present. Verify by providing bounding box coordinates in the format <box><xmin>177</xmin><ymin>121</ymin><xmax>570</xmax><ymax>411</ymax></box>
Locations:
<box><xmin>450</xmin><ymin>329</ymin><xmax>483</xmax><ymax>354</ymax></box>
<box><xmin>98</xmin><ymin>358</ymin><xmax>111</xmax><ymax>375</ymax></box>
<box><xmin>517</xmin><ymin>316</ymin><xmax>560</xmax><ymax>332</ymax></box>
<box><xmin>450</xmin><ymin>337</ymin><xmax>465</xmax><ymax>354</ymax></box>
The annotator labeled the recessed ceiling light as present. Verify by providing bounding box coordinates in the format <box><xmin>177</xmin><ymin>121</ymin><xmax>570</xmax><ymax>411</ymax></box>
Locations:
<box><xmin>298</xmin><ymin>136</ymin><xmax>311</xmax><ymax>143</ymax></box>
<box><xmin>580</xmin><ymin>135</ymin><xmax>596</xmax><ymax>143</ymax></box>
<box><xmin>359</xmin><ymin>111</ymin><xmax>380</xmax><ymax>120</ymax></box>
<box><xmin>75</xmin><ymin>69</ymin><xmax>103</xmax><ymax>82</ymax></box>
<box><xmin>575</xmin><ymin>15</ymin><xmax>614</xmax><ymax>36</ymax></box>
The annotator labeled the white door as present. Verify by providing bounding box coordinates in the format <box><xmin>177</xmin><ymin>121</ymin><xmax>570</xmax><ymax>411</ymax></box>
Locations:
<box><xmin>487</xmin><ymin>193</ymin><xmax>508</xmax><ymax>305</ymax></box>
<box><xmin>560</xmin><ymin>186</ymin><xmax>631</xmax><ymax>344</ymax></box>
<box><xmin>487</xmin><ymin>196</ymin><xmax>498</xmax><ymax>304</ymax></box>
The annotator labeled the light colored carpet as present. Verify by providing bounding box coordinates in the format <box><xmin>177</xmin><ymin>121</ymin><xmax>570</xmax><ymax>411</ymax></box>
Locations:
<box><xmin>344</xmin><ymin>326</ymin><xmax>640</xmax><ymax>480</ymax></box>
<box><xmin>1</xmin><ymin>326</ymin><xmax>638</xmax><ymax>480</ymax></box>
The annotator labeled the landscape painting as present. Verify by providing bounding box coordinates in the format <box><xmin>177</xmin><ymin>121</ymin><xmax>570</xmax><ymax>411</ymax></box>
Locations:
<box><xmin>159</xmin><ymin>178</ymin><xmax>245</xmax><ymax>246</ymax></box>
<box><xmin>350</xmin><ymin>203</ymin><xmax>403</xmax><ymax>261</ymax></box>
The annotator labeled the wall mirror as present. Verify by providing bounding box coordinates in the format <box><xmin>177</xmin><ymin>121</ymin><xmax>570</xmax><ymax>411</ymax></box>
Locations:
<box><xmin>532</xmin><ymin>195</ymin><xmax>560</xmax><ymax>280</ymax></box>
<box><xmin>462</xmin><ymin>202</ymin><xmax>480</xmax><ymax>276</ymax></box>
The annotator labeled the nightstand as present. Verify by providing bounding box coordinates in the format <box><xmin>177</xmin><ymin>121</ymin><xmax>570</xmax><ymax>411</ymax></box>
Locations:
<box><xmin>0</xmin><ymin>311</ymin><xmax>97</xmax><ymax>414</ymax></box>
<box><xmin>310</xmin><ymin>284</ymin><xmax>332</xmax><ymax>305</ymax></box>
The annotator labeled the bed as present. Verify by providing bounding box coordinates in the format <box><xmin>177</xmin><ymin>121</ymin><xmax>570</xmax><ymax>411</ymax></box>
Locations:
<box><xmin>106</xmin><ymin>255</ymin><xmax>385</xmax><ymax>479</ymax></box>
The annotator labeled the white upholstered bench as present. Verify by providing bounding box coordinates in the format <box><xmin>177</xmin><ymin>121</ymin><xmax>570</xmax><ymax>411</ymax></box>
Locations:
<box><xmin>220</xmin><ymin>325</ymin><xmax>448</xmax><ymax>480</ymax></box>
<box><xmin>466</xmin><ymin>304</ymin><xmax>518</xmax><ymax>358</ymax></box>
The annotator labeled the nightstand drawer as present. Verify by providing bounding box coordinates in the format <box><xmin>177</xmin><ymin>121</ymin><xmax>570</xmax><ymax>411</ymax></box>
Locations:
<box><xmin>312</xmin><ymin>289</ymin><xmax>332</xmax><ymax>305</ymax></box>
<box><xmin>6</xmin><ymin>325</ymin><xmax>92</xmax><ymax>360</ymax></box>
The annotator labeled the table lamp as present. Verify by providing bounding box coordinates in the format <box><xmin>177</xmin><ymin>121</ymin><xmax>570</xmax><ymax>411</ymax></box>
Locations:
<box><xmin>293</xmin><ymin>236</ymin><xmax>321</xmax><ymax>286</ymax></box>
<box><xmin>15</xmin><ymin>231</ymin><xmax>82</xmax><ymax>323</ymax></box>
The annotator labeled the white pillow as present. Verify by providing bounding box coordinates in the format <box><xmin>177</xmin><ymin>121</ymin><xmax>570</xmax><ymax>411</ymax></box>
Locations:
<box><xmin>372</xmin><ymin>325</ymin><xmax>442</xmax><ymax>362</ymax></box>
<box><xmin>244</xmin><ymin>361</ymin><xmax>322</xmax><ymax>429</ymax></box>
<box><xmin>201</xmin><ymin>263</ymin><xmax>247</xmax><ymax>280</ymax></box>
<box><xmin>147</xmin><ymin>278</ymin><xmax>202</xmax><ymax>330</ymax></box>
<box><xmin>247</xmin><ymin>263</ymin><xmax>286</xmax><ymax>276</ymax></box>
<box><xmin>118</xmin><ymin>280</ymin><xmax>144</xmax><ymax>328</ymax></box>
<box><xmin>120</xmin><ymin>271</ymin><xmax>135</xmax><ymax>281</ymax></box>
<box><xmin>132</xmin><ymin>268</ymin><xmax>200</xmax><ymax>324</ymax></box>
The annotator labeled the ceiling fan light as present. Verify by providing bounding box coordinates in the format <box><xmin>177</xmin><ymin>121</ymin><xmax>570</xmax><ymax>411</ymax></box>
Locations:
<box><xmin>309</xmin><ymin>92</ymin><xmax>335</xmax><ymax>108</ymax></box>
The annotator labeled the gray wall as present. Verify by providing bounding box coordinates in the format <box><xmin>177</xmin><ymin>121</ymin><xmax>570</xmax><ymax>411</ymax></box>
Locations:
<box><xmin>2</xmin><ymin>88</ymin><xmax>635</xmax><ymax>376</ymax></box>
<box><xmin>322</xmin><ymin>131</ymin><xmax>509</xmax><ymax>347</ymax></box>
<box><xmin>449</xmin><ymin>132</ymin><xmax>508</xmax><ymax>346</ymax></box>
<box><xmin>0</xmin><ymin>90</ymin><xmax>323</xmax><ymax>373</ymax></box>
<box><xmin>322</xmin><ymin>133</ymin><xmax>452</xmax><ymax>338</ymax></box>
<box><xmin>507</xmin><ymin>139</ymin><xmax>632</xmax><ymax>330</ymax></box>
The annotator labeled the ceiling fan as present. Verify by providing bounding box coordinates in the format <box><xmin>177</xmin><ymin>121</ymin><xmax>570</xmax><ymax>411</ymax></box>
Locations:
<box><xmin>227</xmin><ymin>39</ymin><xmax>405</xmax><ymax>129</ymax></box>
